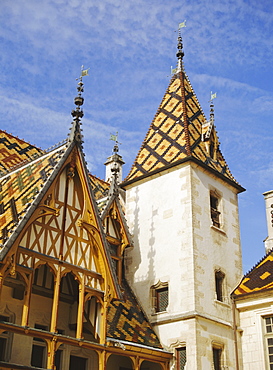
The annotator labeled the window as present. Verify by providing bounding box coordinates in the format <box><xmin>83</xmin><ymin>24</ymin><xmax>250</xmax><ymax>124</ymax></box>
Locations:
<box><xmin>55</xmin><ymin>349</ymin><xmax>62</xmax><ymax>370</ymax></box>
<box><xmin>213</xmin><ymin>347</ymin><xmax>222</xmax><ymax>370</ymax></box>
<box><xmin>215</xmin><ymin>270</ymin><xmax>225</xmax><ymax>302</ymax></box>
<box><xmin>176</xmin><ymin>347</ymin><xmax>186</xmax><ymax>370</ymax></box>
<box><xmin>0</xmin><ymin>315</ymin><xmax>11</xmax><ymax>362</ymax></box>
<box><xmin>264</xmin><ymin>316</ymin><xmax>273</xmax><ymax>369</ymax></box>
<box><xmin>31</xmin><ymin>345</ymin><xmax>46</xmax><ymax>368</ymax></box>
<box><xmin>151</xmin><ymin>281</ymin><xmax>168</xmax><ymax>313</ymax></box>
<box><xmin>69</xmin><ymin>355</ymin><xmax>87</xmax><ymax>370</ymax></box>
<box><xmin>31</xmin><ymin>324</ymin><xmax>47</xmax><ymax>368</ymax></box>
<box><xmin>210</xmin><ymin>191</ymin><xmax>221</xmax><ymax>228</ymax></box>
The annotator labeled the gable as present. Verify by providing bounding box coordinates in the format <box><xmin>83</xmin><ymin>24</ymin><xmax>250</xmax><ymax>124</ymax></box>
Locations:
<box><xmin>0</xmin><ymin>144</ymin><xmax>120</xmax><ymax>299</ymax></box>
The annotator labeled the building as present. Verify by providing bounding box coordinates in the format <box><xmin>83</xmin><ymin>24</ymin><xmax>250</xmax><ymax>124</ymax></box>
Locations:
<box><xmin>0</xmin><ymin>82</ymin><xmax>171</xmax><ymax>369</ymax></box>
<box><xmin>0</xmin><ymin>34</ymin><xmax>248</xmax><ymax>369</ymax></box>
<box><xmin>232</xmin><ymin>190</ymin><xmax>273</xmax><ymax>370</ymax></box>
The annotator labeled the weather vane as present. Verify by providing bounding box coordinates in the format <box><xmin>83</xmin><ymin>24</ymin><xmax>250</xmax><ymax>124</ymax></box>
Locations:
<box><xmin>110</xmin><ymin>132</ymin><xmax>122</xmax><ymax>153</ymax></box>
<box><xmin>76</xmin><ymin>65</ymin><xmax>90</xmax><ymax>81</ymax></box>
<box><xmin>209</xmin><ymin>91</ymin><xmax>217</xmax><ymax>102</ymax></box>
<box><xmin>110</xmin><ymin>132</ymin><xmax>121</xmax><ymax>145</ymax></box>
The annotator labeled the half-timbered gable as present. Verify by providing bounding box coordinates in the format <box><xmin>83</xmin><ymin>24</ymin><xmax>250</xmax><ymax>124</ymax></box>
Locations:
<box><xmin>0</xmin><ymin>78</ymin><xmax>172</xmax><ymax>370</ymax></box>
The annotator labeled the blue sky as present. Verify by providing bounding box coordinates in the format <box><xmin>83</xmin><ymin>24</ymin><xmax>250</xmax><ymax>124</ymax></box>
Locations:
<box><xmin>1</xmin><ymin>0</ymin><xmax>273</xmax><ymax>273</ymax></box>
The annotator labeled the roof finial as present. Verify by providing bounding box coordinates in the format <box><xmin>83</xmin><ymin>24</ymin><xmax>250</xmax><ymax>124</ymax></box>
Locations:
<box><xmin>176</xmin><ymin>21</ymin><xmax>186</xmax><ymax>72</ymax></box>
<box><xmin>69</xmin><ymin>66</ymin><xmax>89</xmax><ymax>144</ymax></box>
<box><xmin>209</xmin><ymin>91</ymin><xmax>217</xmax><ymax>122</ymax></box>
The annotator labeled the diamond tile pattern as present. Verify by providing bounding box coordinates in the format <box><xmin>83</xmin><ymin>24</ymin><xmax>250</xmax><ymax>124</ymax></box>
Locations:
<box><xmin>107</xmin><ymin>279</ymin><xmax>162</xmax><ymax>348</ymax></box>
<box><xmin>0</xmin><ymin>145</ymin><xmax>67</xmax><ymax>245</ymax></box>
<box><xmin>89</xmin><ymin>174</ymin><xmax>109</xmax><ymax>200</ymax></box>
<box><xmin>124</xmin><ymin>72</ymin><xmax>236</xmax><ymax>185</ymax></box>
<box><xmin>233</xmin><ymin>252</ymin><xmax>273</xmax><ymax>296</ymax></box>
<box><xmin>0</xmin><ymin>130</ymin><xmax>43</xmax><ymax>174</ymax></box>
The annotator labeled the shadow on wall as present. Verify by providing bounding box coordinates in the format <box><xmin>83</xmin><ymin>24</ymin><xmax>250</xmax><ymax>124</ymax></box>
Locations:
<box><xmin>125</xmin><ymin>185</ymin><xmax>158</xmax><ymax>294</ymax></box>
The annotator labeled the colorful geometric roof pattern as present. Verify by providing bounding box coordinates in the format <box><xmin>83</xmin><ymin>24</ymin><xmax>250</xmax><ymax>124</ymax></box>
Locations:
<box><xmin>0</xmin><ymin>130</ymin><xmax>43</xmax><ymax>175</ymax></box>
<box><xmin>124</xmin><ymin>71</ymin><xmax>239</xmax><ymax>187</ymax></box>
<box><xmin>89</xmin><ymin>174</ymin><xmax>109</xmax><ymax>200</ymax></box>
<box><xmin>107</xmin><ymin>279</ymin><xmax>162</xmax><ymax>348</ymax></box>
<box><xmin>0</xmin><ymin>144</ymin><xmax>67</xmax><ymax>247</ymax></box>
<box><xmin>233</xmin><ymin>249</ymin><xmax>273</xmax><ymax>296</ymax></box>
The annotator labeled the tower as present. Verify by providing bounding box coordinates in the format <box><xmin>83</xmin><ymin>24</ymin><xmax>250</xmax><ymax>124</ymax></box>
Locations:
<box><xmin>122</xmin><ymin>32</ymin><xmax>245</xmax><ymax>369</ymax></box>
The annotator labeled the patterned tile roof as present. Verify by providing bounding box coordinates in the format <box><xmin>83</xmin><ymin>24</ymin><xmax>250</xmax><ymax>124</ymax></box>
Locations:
<box><xmin>107</xmin><ymin>279</ymin><xmax>162</xmax><ymax>348</ymax></box>
<box><xmin>89</xmin><ymin>174</ymin><xmax>109</xmax><ymax>200</ymax></box>
<box><xmin>123</xmin><ymin>71</ymin><xmax>241</xmax><ymax>189</ymax></box>
<box><xmin>0</xmin><ymin>130</ymin><xmax>43</xmax><ymax>175</ymax></box>
<box><xmin>0</xmin><ymin>144</ymin><xmax>67</xmax><ymax>247</ymax></box>
<box><xmin>233</xmin><ymin>249</ymin><xmax>273</xmax><ymax>296</ymax></box>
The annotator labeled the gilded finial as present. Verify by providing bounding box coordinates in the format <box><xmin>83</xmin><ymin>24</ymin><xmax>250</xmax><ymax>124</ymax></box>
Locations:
<box><xmin>68</xmin><ymin>66</ymin><xmax>89</xmax><ymax>144</ymax></box>
<box><xmin>176</xmin><ymin>21</ymin><xmax>186</xmax><ymax>72</ymax></box>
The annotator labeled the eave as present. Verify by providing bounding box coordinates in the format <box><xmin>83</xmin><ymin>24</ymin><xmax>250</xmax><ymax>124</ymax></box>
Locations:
<box><xmin>122</xmin><ymin>155</ymin><xmax>245</xmax><ymax>193</ymax></box>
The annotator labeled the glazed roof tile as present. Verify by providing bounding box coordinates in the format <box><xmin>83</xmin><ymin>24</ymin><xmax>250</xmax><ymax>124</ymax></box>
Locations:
<box><xmin>89</xmin><ymin>174</ymin><xmax>109</xmax><ymax>201</ymax></box>
<box><xmin>107</xmin><ymin>279</ymin><xmax>162</xmax><ymax>348</ymax></box>
<box><xmin>0</xmin><ymin>130</ymin><xmax>43</xmax><ymax>175</ymax></box>
<box><xmin>124</xmin><ymin>72</ymin><xmax>240</xmax><ymax>188</ymax></box>
<box><xmin>233</xmin><ymin>249</ymin><xmax>273</xmax><ymax>297</ymax></box>
<box><xmin>0</xmin><ymin>143</ymin><xmax>67</xmax><ymax>247</ymax></box>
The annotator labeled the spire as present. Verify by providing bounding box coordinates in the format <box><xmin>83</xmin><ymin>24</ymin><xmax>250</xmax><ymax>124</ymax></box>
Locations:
<box><xmin>123</xmin><ymin>33</ymin><xmax>242</xmax><ymax>190</ymax></box>
<box><xmin>176</xmin><ymin>29</ymin><xmax>184</xmax><ymax>72</ymax></box>
<box><xmin>68</xmin><ymin>67</ymin><xmax>88</xmax><ymax>144</ymax></box>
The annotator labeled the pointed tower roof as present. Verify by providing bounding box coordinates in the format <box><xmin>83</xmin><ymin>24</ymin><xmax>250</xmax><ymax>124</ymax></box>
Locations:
<box><xmin>123</xmin><ymin>34</ymin><xmax>244</xmax><ymax>192</ymax></box>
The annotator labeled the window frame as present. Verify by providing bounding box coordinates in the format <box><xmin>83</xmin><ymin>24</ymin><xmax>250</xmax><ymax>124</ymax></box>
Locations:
<box><xmin>176</xmin><ymin>346</ymin><xmax>187</xmax><ymax>370</ymax></box>
<box><xmin>263</xmin><ymin>315</ymin><xmax>273</xmax><ymax>369</ymax></box>
<box><xmin>210</xmin><ymin>190</ymin><xmax>221</xmax><ymax>229</ymax></box>
<box><xmin>151</xmin><ymin>281</ymin><xmax>169</xmax><ymax>314</ymax></box>
<box><xmin>31</xmin><ymin>324</ymin><xmax>48</xmax><ymax>368</ymax></box>
<box><xmin>215</xmin><ymin>270</ymin><xmax>225</xmax><ymax>302</ymax></box>
<box><xmin>212</xmin><ymin>342</ymin><xmax>224</xmax><ymax>370</ymax></box>
<box><xmin>0</xmin><ymin>312</ymin><xmax>14</xmax><ymax>362</ymax></box>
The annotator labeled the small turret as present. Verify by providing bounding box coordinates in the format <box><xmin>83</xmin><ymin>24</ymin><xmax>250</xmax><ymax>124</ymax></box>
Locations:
<box><xmin>104</xmin><ymin>136</ymin><xmax>125</xmax><ymax>184</ymax></box>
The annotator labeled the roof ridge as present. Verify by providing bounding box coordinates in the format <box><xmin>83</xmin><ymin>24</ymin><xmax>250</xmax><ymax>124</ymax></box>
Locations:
<box><xmin>244</xmin><ymin>247</ymin><xmax>273</xmax><ymax>278</ymax></box>
<box><xmin>0</xmin><ymin>140</ymin><xmax>67</xmax><ymax>179</ymax></box>
<box><xmin>0</xmin><ymin>130</ymin><xmax>42</xmax><ymax>149</ymax></box>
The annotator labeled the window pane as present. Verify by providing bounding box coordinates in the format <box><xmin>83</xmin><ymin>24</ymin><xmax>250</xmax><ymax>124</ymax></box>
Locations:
<box><xmin>69</xmin><ymin>355</ymin><xmax>87</xmax><ymax>370</ymax></box>
<box><xmin>156</xmin><ymin>288</ymin><xmax>168</xmax><ymax>312</ymax></box>
<box><xmin>31</xmin><ymin>345</ymin><xmax>45</xmax><ymax>368</ymax></box>
<box><xmin>55</xmin><ymin>350</ymin><xmax>62</xmax><ymax>370</ymax></box>
<box><xmin>213</xmin><ymin>347</ymin><xmax>221</xmax><ymax>370</ymax></box>
<box><xmin>177</xmin><ymin>347</ymin><xmax>186</xmax><ymax>370</ymax></box>
<box><xmin>0</xmin><ymin>337</ymin><xmax>7</xmax><ymax>361</ymax></box>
